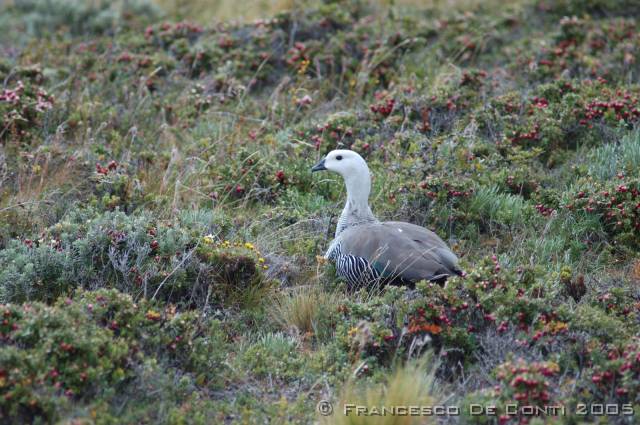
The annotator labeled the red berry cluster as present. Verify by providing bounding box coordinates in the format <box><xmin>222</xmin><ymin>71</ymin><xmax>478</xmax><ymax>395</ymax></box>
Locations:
<box><xmin>531</xmin><ymin>96</ymin><xmax>548</xmax><ymax>109</ymax></box>
<box><xmin>117</xmin><ymin>52</ymin><xmax>133</xmax><ymax>63</ymax></box>
<box><xmin>569</xmin><ymin>179</ymin><xmax>640</xmax><ymax>242</ymax></box>
<box><xmin>534</xmin><ymin>203</ymin><xmax>555</xmax><ymax>217</ymax></box>
<box><xmin>0</xmin><ymin>80</ymin><xmax>24</xmax><ymax>104</ymax></box>
<box><xmin>302</xmin><ymin>120</ymin><xmax>354</xmax><ymax>150</ymax></box>
<box><xmin>419</xmin><ymin>179</ymin><xmax>473</xmax><ymax>201</ymax></box>
<box><xmin>370</xmin><ymin>97</ymin><xmax>395</xmax><ymax>117</ymax></box>
<box><xmin>218</xmin><ymin>35</ymin><xmax>234</xmax><ymax>49</ymax></box>
<box><xmin>145</xmin><ymin>21</ymin><xmax>203</xmax><ymax>41</ymax></box>
<box><xmin>495</xmin><ymin>359</ymin><xmax>559</xmax><ymax>411</ymax></box>
<box><xmin>580</xmin><ymin>90</ymin><xmax>640</xmax><ymax>127</ymax></box>
<box><xmin>286</xmin><ymin>42</ymin><xmax>308</xmax><ymax>67</ymax></box>
<box><xmin>509</xmin><ymin>124</ymin><xmax>540</xmax><ymax>144</ymax></box>
<box><xmin>596</xmin><ymin>291</ymin><xmax>635</xmax><ymax>318</ymax></box>
<box><xmin>460</xmin><ymin>70</ymin><xmax>487</xmax><ymax>88</ymax></box>
<box><xmin>0</xmin><ymin>308</ymin><xmax>20</xmax><ymax>339</ymax></box>
<box><xmin>531</xmin><ymin>312</ymin><xmax>568</xmax><ymax>344</ymax></box>
<box><xmin>407</xmin><ymin>304</ymin><xmax>450</xmax><ymax>335</ymax></box>
<box><xmin>587</xmin><ymin>340</ymin><xmax>640</xmax><ymax>399</ymax></box>
<box><xmin>95</xmin><ymin>160</ymin><xmax>118</xmax><ymax>175</ymax></box>
<box><xmin>0</xmin><ymin>80</ymin><xmax>54</xmax><ymax>140</ymax></box>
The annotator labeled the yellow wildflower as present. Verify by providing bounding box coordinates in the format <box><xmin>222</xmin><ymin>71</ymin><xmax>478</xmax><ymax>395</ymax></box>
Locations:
<box><xmin>145</xmin><ymin>310</ymin><xmax>161</xmax><ymax>321</ymax></box>
<box><xmin>298</xmin><ymin>59</ymin><xmax>310</xmax><ymax>74</ymax></box>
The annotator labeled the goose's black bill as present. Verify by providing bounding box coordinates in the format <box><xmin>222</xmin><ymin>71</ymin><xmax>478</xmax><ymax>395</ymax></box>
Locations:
<box><xmin>311</xmin><ymin>158</ymin><xmax>326</xmax><ymax>172</ymax></box>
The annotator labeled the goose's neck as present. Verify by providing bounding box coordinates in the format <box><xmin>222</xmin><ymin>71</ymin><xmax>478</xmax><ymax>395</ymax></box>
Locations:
<box><xmin>336</xmin><ymin>168</ymin><xmax>378</xmax><ymax>237</ymax></box>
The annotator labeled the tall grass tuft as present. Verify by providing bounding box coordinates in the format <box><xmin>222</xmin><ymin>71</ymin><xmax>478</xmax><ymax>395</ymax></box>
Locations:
<box><xmin>587</xmin><ymin>129</ymin><xmax>640</xmax><ymax>180</ymax></box>
<box><xmin>468</xmin><ymin>185</ymin><xmax>532</xmax><ymax>228</ymax></box>
<box><xmin>272</xmin><ymin>285</ymin><xmax>341</xmax><ymax>341</ymax></box>
<box><xmin>323</xmin><ymin>353</ymin><xmax>439</xmax><ymax>425</ymax></box>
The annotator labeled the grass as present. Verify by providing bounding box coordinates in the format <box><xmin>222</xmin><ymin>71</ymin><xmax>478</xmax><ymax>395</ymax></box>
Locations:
<box><xmin>153</xmin><ymin>0</ymin><xmax>294</xmax><ymax>22</ymax></box>
<box><xmin>324</xmin><ymin>354</ymin><xmax>439</xmax><ymax>425</ymax></box>
<box><xmin>587</xmin><ymin>129</ymin><xmax>640</xmax><ymax>181</ymax></box>
<box><xmin>271</xmin><ymin>285</ymin><xmax>341</xmax><ymax>340</ymax></box>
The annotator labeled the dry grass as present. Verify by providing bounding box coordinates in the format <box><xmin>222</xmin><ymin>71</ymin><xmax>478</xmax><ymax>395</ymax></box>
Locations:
<box><xmin>151</xmin><ymin>0</ymin><xmax>506</xmax><ymax>23</ymax></box>
<box><xmin>271</xmin><ymin>285</ymin><xmax>341</xmax><ymax>338</ymax></box>
<box><xmin>323</xmin><ymin>353</ymin><xmax>440</xmax><ymax>425</ymax></box>
<box><xmin>153</xmin><ymin>0</ymin><xmax>295</xmax><ymax>22</ymax></box>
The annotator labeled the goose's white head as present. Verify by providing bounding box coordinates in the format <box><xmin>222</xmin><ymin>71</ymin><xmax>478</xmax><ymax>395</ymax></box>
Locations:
<box><xmin>311</xmin><ymin>149</ymin><xmax>369</xmax><ymax>178</ymax></box>
<box><xmin>312</xmin><ymin>149</ymin><xmax>376</xmax><ymax>233</ymax></box>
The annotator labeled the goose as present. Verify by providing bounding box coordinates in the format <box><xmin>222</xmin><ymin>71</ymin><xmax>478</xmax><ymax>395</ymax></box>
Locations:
<box><xmin>312</xmin><ymin>149</ymin><xmax>462</xmax><ymax>288</ymax></box>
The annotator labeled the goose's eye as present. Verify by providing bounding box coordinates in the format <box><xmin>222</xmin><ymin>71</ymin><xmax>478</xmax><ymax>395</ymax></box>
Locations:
<box><xmin>336</xmin><ymin>155</ymin><xmax>343</xmax><ymax>161</ymax></box>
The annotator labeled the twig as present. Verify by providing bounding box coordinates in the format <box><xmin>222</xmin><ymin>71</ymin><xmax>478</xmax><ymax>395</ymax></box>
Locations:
<box><xmin>151</xmin><ymin>240</ymin><xmax>200</xmax><ymax>300</ymax></box>
<box><xmin>0</xmin><ymin>199</ymin><xmax>53</xmax><ymax>213</ymax></box>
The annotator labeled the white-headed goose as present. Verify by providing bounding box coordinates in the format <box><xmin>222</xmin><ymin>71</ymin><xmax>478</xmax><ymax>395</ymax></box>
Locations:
<box><xmin>312</xmin><ymin>149</ymin><xmax>462</xmax><ymax>288</ymax></box>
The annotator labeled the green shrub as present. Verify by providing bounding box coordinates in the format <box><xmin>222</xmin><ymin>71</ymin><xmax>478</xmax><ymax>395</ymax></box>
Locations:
<box><xmin>0</xmin><ymin>76</ymin><xmax>55</xmax><ymax>146</ymax></box>
<box><xmin>564</xmin><ymin>177</ymin><xmax>640</xmax><ymax>251</ymax></box>
<box><xmin>575</xmin><ymin>338</ymin><xmax>640</xmax><ymax>406</ymax></box>
<box><xmin>570</xmin><ymin>304</ymin><xmax>629</xmax><ymax>343</ymax></box>
<box><xmin>461</xmin><ymin>358</ymin><xmax>562</xmax><ymax>423</ymax></box>
<box><xmin>9</xmin><ymin>0</ymin><xmax>160</xmax><ymax>36</ymax></box>
<box><xmin>0</xmin><ymin>288</ymin><xmax>230</xmax><ymax>423</ymax></box>
<box><xmin>240</xmin><ymin>332</ymin><xmax>305</xmax><ymax>381</ymax></box>
<box><xmin>0</xmin><ymin>296</ymin><xmax>131</xmax><ymax>422</ymax></box>
<box><xmin>0</xmin><ymin>209</ymin><xmax>270</xmax><ymax>308</ymax></box>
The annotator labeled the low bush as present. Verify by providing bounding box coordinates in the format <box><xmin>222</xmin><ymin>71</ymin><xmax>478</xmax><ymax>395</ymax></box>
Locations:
<box><xmin>0</xmin><ymin>209</ymin><xmax>271</xmax><ymax>309</ymax></box>
<box><xmin>0</xmin><ymin>288</ymin><xmax>230</xmax><ymax>423</ymax></box>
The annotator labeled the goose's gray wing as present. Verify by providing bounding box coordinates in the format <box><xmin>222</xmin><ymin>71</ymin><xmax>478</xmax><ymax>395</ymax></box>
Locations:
<box><xmin>384</xmin><ymin>221</ymin><xmax>461</xmax><ymax>275</ymax></box>
<box><xmin>336</xmin><ymin>222</ymin><xmax>461</xmax><ymax>282</ymax></box>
